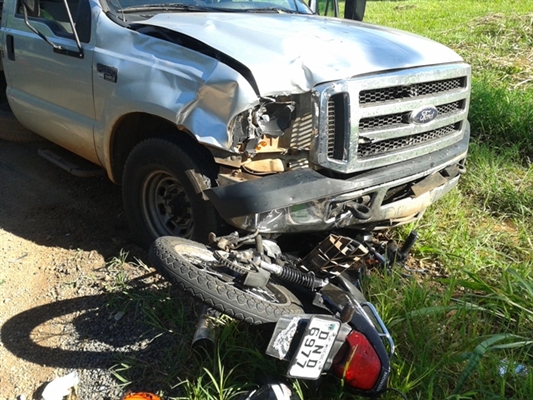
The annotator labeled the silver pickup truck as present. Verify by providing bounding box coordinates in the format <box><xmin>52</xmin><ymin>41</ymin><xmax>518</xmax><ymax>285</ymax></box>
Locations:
<box><xmin>0</xmin><ymin>0</ymin><xmax>470</xmax><ymax>247</ymax></box>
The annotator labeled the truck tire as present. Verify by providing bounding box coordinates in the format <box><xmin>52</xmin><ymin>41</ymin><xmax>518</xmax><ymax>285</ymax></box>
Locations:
<box><xmin>0</xmin><ymin>106</ymin><xmax>46</xmax><ymax>143</ymax></box>
<box><xmin>149</xmin><ymin>236</ymin><xmax>304</xmax><ymax>325</ymax></box>
<box><xmin>122</xmin><ymin>137</ymin><xmax>224</xmax><ymax>248</ymax></box>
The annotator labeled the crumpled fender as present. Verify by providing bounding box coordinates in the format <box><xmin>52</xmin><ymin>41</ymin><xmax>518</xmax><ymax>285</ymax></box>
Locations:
<box><xmin>91</xmin><ymin>10</ymin><xmax>258</xmax><ymax>171</ymax></box>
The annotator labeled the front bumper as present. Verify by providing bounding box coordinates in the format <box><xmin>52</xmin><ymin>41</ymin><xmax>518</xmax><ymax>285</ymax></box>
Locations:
<box><xmin>206</xmin><ymin>123</ymin><xmax>469</xmax><ymax>233</ymax></box>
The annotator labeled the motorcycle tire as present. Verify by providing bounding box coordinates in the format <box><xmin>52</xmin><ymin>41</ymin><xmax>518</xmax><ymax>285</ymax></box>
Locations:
<box><xmin>150</xmin><ymin>236</ymin><xmax>304</xmax><ymax>325</ymax></box>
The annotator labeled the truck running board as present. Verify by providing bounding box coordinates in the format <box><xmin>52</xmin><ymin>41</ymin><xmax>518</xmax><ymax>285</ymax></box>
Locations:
<box><xmin>38</xmin><ymin>146</ymin><xmax>105</xmax><ymax>178</ymax></box>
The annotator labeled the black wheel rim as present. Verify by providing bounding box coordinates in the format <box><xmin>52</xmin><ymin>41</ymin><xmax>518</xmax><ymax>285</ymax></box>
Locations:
<box><xmin>142</xmin><ymin>170</ymin><xmax>193</xmax><ymax>238</ymax></box>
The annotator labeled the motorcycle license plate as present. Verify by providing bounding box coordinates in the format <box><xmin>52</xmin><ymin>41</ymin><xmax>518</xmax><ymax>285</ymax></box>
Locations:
<box><xmin>287</xmin><ymin>316</ymin><xmax>341</xmax><ymax>380</ymax></box>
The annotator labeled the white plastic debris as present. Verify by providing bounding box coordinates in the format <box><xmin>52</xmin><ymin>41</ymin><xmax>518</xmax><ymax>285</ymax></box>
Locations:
<box><xmin>41</xmin><ymin>371</ymin><xmax>79</xmax><ymax>400</ymax></box>
<box><xmin>244</xmin><ymin>382</ymin><xmax>297</xmax><ymax>400</ymax></box>
<box><xmin>499</xmin><ymin>359</ymin><xmax>528</xmax><ymax>377</ymax></box>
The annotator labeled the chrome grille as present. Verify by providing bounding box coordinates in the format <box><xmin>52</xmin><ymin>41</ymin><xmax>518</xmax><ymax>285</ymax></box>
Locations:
<box><xmin>437</xmin><ymin>101</ymin><xmax>462</xmax><ymax>115</ymax></box>
<box><xmin>314</xmin><ymin>63</ymin><xmax>471</xmax><ymax>174</ymax></box>
<box><xmin>326</xmin><ymin>93</ymin><xmax>349</xmax><ymax>161</ymax></box>
<box><xmin>327</xmin><ymin>99</ymin><xmax>336</xmax><ymax>158</ymax></box>
<box><xmin>359</xmin><ymin>77</ymin><xmax>466</xmax><ymax>105</ymax></box>
<box><xmin>359</xmin><ymin>101</ymin><xmax>464</xmax><ymax>132</ymax></box>
<box><xmin>358</xmin><ymin>123</ymin><xmax>461</xmax><ymax>158</ymax></box>
<box><xmin>360</xmin><ymin>112</ymin><xmax>404</xmax><ymax>131</ymax></box>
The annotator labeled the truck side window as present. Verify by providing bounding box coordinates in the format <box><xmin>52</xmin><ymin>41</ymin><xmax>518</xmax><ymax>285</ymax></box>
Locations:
<box><xmin>75</xmin><ymin>0</ymin><xmax>91</xmax><ymax>43</ymax></box>
<box><xmin>40</xmin><ymin>0</ymin><xmax>78</xmax><ymax>33</ymax></box>
<box><xmin>16</xmin><ymin>0</ymin><xmax>91</xmax><ymax>43</ymax></box>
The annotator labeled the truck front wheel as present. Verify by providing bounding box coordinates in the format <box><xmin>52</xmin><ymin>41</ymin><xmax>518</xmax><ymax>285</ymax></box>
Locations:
<box><xmin>122</xmin><ymin>137</ymin><xmax>223</xmax><ymax>248</ymax></box>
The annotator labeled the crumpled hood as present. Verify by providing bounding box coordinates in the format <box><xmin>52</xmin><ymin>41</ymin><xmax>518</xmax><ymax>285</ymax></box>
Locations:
<box><xmin>139</xmin><ymin>13</ymin><xmax>463</xmax><ymax>95</ymax></box>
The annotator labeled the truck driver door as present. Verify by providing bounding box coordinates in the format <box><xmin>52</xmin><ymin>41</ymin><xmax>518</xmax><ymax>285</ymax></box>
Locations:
<box><xmin>3</xmin><ymin>0</ymin><xmax>98</xmax><ymax>163</ymax></box>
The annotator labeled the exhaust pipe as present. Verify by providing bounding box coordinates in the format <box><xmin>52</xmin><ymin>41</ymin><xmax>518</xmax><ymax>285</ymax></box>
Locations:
<box><xmin>191</xmin><ymin>304</ymin><xmax>217</xmax><ymax>351</ymax></box>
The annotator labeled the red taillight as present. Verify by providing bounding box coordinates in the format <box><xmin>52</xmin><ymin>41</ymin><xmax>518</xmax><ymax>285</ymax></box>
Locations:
<box><xmin>332</xmin><ymin>331</ymin><xmax>381</xmax><ymax>390</ymax></box>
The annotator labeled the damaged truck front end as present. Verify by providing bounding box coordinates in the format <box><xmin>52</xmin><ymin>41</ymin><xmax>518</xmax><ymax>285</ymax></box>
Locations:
<box><xmin>3</xmin><ymin>0</ymin><xmax>470</xmax><ymax>245</ymax></box>
<box><xmin>107</xmin><ymin>6</ymin><xmax>471</xmax><ymax>241</ymax></box>
<box><xmin>206</xmin><ymin>64</ymin><xmax>470</xmax><ymax>233</ymax></box>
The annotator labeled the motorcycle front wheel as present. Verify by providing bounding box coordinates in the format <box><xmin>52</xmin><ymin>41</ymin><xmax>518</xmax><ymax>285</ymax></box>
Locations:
<box><xmin>149</xmin><ymin>236</ymin><xmax>304</xmax><ymax>325</ymax></box>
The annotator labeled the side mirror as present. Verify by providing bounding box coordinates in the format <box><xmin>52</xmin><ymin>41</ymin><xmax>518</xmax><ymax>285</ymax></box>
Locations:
<box><xmin>308</xmin><ymin>0</ymin><xmax>366</xmax><ymax>21</ymax></box>
<box><xmin>20</xmin><ymin>0</ymin><xmax>40</xmax><ymax>17</ymax></box>
<box><xmin>344</xmin><ymin>0</ymin><xmax>366</xmax><ymax>21</ymax></box>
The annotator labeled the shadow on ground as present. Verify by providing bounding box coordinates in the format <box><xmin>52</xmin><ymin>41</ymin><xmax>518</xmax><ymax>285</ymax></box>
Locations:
<box><xmin>0</xmin><ymin>278</ymin><xmax>197</xmax><ymax>396</ymax></box>
<box><xmin>0</xmin><ymin>141</ymin><xmax>133</xmax><ymax>256</ymax></box>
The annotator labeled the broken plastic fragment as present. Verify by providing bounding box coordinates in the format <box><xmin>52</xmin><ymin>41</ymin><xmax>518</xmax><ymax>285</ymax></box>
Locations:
<box><xmin>272</xmin><ymin>317</ymin><xmax>299</xmax><ymax>359</ymax></box>
<box><xmin>41</xmin><ymin>371</ymin><xmax>79</xmax><ymax>400</ymax></box>
<box><xmin>122</xmin><ymin>392</ymin><xmax>161</xmax><ymax>400</ymax></box>
<box><xmin>243</xmin><ymin>382</ymin><xmax>297</xmax><ymax>400</ymax></box>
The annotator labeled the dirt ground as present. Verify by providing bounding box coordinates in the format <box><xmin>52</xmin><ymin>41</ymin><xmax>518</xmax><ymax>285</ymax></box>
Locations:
<box><xmin>0</xmin><ymin>140</ymin><xmax>148</xmax><ymax>399</ymax></box>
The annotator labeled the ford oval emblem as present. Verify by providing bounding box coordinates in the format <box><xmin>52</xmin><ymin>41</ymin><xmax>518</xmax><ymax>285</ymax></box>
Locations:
<box><xmin>409</xmin><ymin>106</ymin><xmax>438</xmax><ymax>124</ymax></box>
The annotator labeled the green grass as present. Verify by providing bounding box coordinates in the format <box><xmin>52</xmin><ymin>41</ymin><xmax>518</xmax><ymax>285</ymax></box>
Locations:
<box><xmin>101</xmin><ymin>1</ymin><xmax>533</xmax><ymax>398</ymax></box>
<box><xmin>360</xmin><ymin>1</ymin><xmax>533</xmax><ymax>398</ymax></box>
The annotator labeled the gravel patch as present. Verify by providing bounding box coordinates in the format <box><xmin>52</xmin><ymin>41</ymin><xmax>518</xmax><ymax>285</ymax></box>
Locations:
<box><xmin>0</xmin><ymin>141</ymin><xmax>196</xmax><ymax>400</ymax></box>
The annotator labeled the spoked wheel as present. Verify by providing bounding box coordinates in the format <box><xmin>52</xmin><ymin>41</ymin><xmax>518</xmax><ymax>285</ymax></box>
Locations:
<box><xmin>149</xmin><ymin>236</ymin><xmax>304</xmax><ymax>325</ymax></box>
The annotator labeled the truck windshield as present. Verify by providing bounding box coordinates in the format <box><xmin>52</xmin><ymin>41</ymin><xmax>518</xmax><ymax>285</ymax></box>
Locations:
<box><xmin>105</xmin><ymin>0</ymin><xmax>313</xmax><ymax>15</ymax></box>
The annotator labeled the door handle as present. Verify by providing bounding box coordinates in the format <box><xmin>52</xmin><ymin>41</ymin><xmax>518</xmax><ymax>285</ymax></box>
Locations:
<box><xmin>7</xmin><ymin>34</ymin><xmax>15</xmax><ymax>61</ymax></box>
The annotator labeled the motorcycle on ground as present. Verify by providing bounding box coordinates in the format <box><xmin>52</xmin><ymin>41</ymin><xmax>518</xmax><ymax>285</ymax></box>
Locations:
<box><xmin>149</xmin><ymin>230</ymin><xmax>417</xmax><ymax>398</ymax></box>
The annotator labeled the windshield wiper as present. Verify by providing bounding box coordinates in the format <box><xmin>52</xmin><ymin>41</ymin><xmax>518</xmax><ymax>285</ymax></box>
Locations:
<box><xmin>243</xmin><ymin>7</ymin><xmax>298</xmax><ymax>13</ymax></box>
<box><xmin>118</xmin><ymin>3</ymin><xmax>211</xmax><ymax>13</ymax></box>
